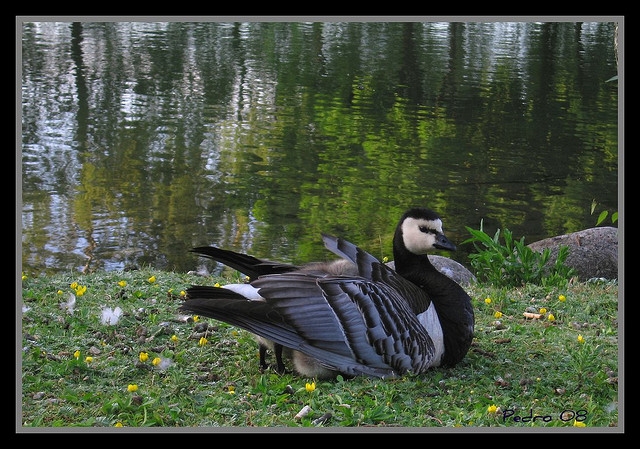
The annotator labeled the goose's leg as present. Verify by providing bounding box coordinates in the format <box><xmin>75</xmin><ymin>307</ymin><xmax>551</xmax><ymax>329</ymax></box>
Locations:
<box><xmin>274</xmin><ymin>343</ymin><xmax>286</xmax><ymax>374</ymax></box>
<box><xmin>258</xmin><ymin>342</ymin><xmax>287</xmax><ymax>374</ymax></box>
<box><xmin>259</xmin><ymin>344</ymin><xmax>269</xmax><ymax>372</ymax></box>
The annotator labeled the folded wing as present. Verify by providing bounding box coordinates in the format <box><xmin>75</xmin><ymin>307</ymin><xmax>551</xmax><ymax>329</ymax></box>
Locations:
<box><xmin>182</xmin><ymin>269</ymin><xmax>440</xmax><ymax>378</ymax></box>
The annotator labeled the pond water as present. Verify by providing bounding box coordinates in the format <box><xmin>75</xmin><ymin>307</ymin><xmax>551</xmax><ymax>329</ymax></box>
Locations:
<box><xmin>20</xmin><ymin>20</ymin><xmax>620</xmax><ymax>276</ymax></box>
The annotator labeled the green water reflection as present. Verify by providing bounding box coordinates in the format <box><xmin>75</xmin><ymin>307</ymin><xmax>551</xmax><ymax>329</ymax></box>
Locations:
<box><xmin>20</xmin><ymin>21</ymin><xmax>619</xmax><ymax>275</ymax></box>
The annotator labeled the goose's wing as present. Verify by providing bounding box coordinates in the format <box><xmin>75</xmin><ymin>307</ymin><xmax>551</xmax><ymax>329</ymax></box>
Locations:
<box><xmin>321</xmin><ymin>234</ymin><xmax>431</xmax><ymax>315</ymax></box>
<box><xmin>180</xmin><ymin>285</ymin><xmax>306</xmax><ymax>350</ymax></box>
<box><xmin>191</xmin><ymin>246</ymin><xmax>299</xmax><ymax>280</ymax></box>
<box><xmin>181</xmin><ymin>272</ymin><xmax>440</xmax><ymax>378</ymax></box>
<box><xmin>321</xmin><ymin>233</ymin><xmax>379</xmax><ymax>279</ymax></box>
<box><xmin>316</xmin><ymin>276</ymin><xmax>439</xmax><ymax>375</ymax></box>
<box><xmin>255</xmin><ymin>273</ymin><xmax>441</xmax><ymax>375</ymax></box>
<box><xmin>181</xmin><ymin>278</ymin><xmax>392</xmax><ymax>378</ymax></box>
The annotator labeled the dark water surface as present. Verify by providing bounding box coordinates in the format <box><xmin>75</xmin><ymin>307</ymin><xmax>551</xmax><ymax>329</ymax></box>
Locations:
<box><xmin>20</xmin><ymin>21</ymin><xmax>620</xmax><ymax>276</ymax></box>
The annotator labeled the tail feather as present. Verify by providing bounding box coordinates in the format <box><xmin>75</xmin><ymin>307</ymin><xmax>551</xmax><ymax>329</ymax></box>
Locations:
<box><xmin>180</xmin><ymin>290</ymin><xmax>301</xmax><ymax>348</ymax></box>
<box><xmin>190</xmin><ymin>246</ymin><xmax>298</xmax><ymax>280</ymax></box>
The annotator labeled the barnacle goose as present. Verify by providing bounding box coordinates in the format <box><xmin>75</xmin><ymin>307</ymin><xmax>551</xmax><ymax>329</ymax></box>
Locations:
<box><xmin>180</xmin><ymin>207</ymin><xmax>475</xmax><ymax>379</ymax></box>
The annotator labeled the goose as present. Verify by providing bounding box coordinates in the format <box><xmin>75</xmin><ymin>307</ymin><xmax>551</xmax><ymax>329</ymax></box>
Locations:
<box><xmin>180</xmin><ymin>207</ymin><xmax>475</xmax><ymax>379</ymax></box>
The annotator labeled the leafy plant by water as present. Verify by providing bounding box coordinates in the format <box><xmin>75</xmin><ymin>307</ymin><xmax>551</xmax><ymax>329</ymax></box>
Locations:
<box><xmin>463</xmin><ymin>221</ymin><xmax>575</xmax><ymax>288</ymax></box>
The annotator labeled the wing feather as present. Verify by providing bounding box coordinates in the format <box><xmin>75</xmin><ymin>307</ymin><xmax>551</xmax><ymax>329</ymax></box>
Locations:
<box><xmin>319</xmin><ymin>278</ymin><xmax>437</xmax><ymax>374</ymax></box>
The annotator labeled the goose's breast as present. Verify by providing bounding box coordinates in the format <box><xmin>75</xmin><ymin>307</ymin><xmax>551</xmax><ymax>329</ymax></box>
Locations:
<box><xmin>417</xmin><ymin>303</ymin><xmax>445</xmax><ymax>366</ymax></box>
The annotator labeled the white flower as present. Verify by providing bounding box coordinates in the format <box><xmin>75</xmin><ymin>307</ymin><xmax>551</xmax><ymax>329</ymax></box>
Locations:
<box><xmin>101</xmin><ymin>306</ymin><xmax>123</xmax><ymax>325</ymax></box>
<box><xmin>60</xmin><ymin>293</ymin><xmax>76</xmax><ymax>314</ymax></box>
<box><xmin>154</xmin><ymin>358</ymin><xmax>173</xmax><ymax>370</ymax></box>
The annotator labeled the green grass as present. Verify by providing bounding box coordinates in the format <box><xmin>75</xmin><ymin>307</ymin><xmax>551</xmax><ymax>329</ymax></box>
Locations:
<box><xmin>19</xmin><ymin>269</ymin><xmax>619</xmax><ymax>430</ymax></box>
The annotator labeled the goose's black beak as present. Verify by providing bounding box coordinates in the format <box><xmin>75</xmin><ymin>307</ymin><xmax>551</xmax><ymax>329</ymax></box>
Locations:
<box><xmin>434</xmin><ymin>233</ymin><xmax>457</xmax><ymax>252</ymax></box>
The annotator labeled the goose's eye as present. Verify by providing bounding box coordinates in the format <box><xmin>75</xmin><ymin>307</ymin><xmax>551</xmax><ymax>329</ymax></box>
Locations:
<box><xmin>419</xmin><ymin>226</ymin><xmax>435</xmax><ymax>235</ymax></box>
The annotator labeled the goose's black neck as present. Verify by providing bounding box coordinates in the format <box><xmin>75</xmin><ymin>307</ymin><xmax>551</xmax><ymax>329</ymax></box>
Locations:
<box><xmin>393</xmin><ymin>247</ymin><xmax>451</xmax><ymax>295</ymax></box>
<box><xmin>393</xmin><ymin>233</ymin><xmax>475</xmax><ymax>367</ymax></box>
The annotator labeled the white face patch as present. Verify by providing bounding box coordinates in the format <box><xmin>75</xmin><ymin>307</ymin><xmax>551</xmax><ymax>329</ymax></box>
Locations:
<box><xmin>401</xmin><ymin>217</ymin><xmax>444</xmax><ymax>254</ymax></box>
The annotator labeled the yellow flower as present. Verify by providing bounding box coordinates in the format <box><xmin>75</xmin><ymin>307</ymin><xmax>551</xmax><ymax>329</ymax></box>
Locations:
<box><xmin>382</xmin><ymin>256</ymin><xmax>389</xmax><ymax>263</ymax></box>
<box><xmin>228</xmin><ymin>385</ymin><xmax>236</xmax><ymax>394</ymax></box>
<box><xmin>85</xmin><ymin>356</ymin><xmax>93</xmax><ymax>363</ymax></box>
<box><xmin>114</xmin><ymin>422</ymin><xmax>123</xmax><ymax>427</ymax></box>
<box><xmin>547</xmin><ymin>313</ymin><xmax>555</xmax><ymax>321</ymax></box>
<box><xmin>171</xmin><ymin>335</ymin><xmax>178</xmax><ymax>342</ymax></box>
<box><xmin>73</xmin><ymin>350</ymin><xmax>81</xmax><ymax>360</ymax></box>
<box><xmin>180</xmin><ymin>290</ymin><xmax>186</xmax><ymax>297</ymax></box>
<box><xmin>152</xmin><ymin>357</ymin><xmax>161</xmax><ymax>366</ymax></box>
<box><xmin>573</xmin><ymin>420</ymin><xmax>586</xmax><ymax>427</ymax></box>
<box><xmin>127</xmin><ymin>384</ymin><xmax>138</xmax><ymax>392</ymax></box>
<box><xmin>70</xmin><ymin>282</ymin><xmax>78</xmax><ymax>289</ymax></box>
<box><xmin>199</xmin><ymin>337</ymin><xmax>208</xmax><ymax>346</ymax></box>
<box><xmin>148</xmin><ymin>275</ymin><xmax>156</xmax><ymax>283</ymax></box>
<box><xmin>305</xmin><ymin>382</ymin><xmax>316</xmax><ymax>393</ymax></box>
<box><xmin>193</xmin><ymin>315</ymin><xmax>200</xmax><ymax>322</ymax></box>
<box><xmin>558</xmin><ymin>294</ymin><xmax>566</xmax><ymax>302</ymax></box>
<box><xmin>75</xmin><ymin>285</ymin><xmax>87</xmax><ymax>296</ymax></box>
<box><xmin>577</xmin><ymin>335</ymin><xmax>585</xmax><ymax>344</ymax></box>
<box><xmin>493</xmin><ymin>311</ymin><xmax>503</xmax><ymax>319</ymax></box>
<box><xmin>22</xmin><ymin>274</ymin><xmax>28</xmax><ymax>281</ymax></box>
<box><xmin>484</xmin><ymin>298</ymin><xmax>492</xmax><ymax>305</ymax></box>
<box><xmin>57</xmin><ymin>290</ymin><xmax>63</xmax><ymax>295</ymax></box>
<box><xmin>539</xmin><ymin>307</ymin><xmax>547</xmax><ymax>314</ymax></box>
<box><xmin>487</xmin><ymin>405</ymin><xmax>498</xmax><ymax>414</ymax></box>
<box><xmin>214</xmin><ymin>282</ymin><xmax>221</xmax><ymax>288</ymax></box>
<box><xmin>139</xmin><ymin>352</ymin><xmax>149</xmax><ymax>362</ymax></box>
<box><xmin>118</xmin><ymin>280</ymin><xmax>127</xmax><ymax>287</ymax></box>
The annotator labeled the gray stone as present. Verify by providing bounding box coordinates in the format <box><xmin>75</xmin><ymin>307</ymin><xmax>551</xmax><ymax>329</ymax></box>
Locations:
<box><xmin>526</xmin><ymin>227</ymin><xmax>618</xmax><ymax>281</ymax></box>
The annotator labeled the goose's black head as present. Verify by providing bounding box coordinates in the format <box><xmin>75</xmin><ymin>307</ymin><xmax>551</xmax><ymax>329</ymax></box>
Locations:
<box><xmin>394</xmin><ymin>207</ymin><xmax>457</xmax><ymax>259</ymax></box>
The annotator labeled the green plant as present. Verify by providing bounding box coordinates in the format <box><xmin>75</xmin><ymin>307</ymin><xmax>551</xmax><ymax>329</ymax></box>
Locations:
<box><xmin>591</xmin><ymin>200</ymin><xmax>618</xmax><ymax>226</ymax></box>
<box><xmin>462</xmin><ymin>221</ymin><xmax>575</xmax><ymax>287</ymax></box>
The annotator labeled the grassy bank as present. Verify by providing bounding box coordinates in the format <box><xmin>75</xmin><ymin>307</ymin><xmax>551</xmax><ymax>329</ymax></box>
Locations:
<box><xmin>19</xmin><ymin>268</ymin><xmax>619</xmax><ymax>430</ymax></box>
